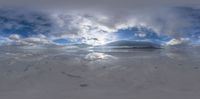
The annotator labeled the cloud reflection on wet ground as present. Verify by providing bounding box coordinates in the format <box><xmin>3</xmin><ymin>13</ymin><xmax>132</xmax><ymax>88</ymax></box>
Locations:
<box><xmin>1</xmin><ymin>46</ymin><xmax>200</xmax><ymax>99</ymax></box>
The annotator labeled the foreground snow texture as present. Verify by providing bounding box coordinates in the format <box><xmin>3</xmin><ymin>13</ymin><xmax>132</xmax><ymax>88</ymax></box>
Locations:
<box><xmin>0</xmin><ymin>46</ymin><xmax>200</xmax><ymax>99</ymax></box>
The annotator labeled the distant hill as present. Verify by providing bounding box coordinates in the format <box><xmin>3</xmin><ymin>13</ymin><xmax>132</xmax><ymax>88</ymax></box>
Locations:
<box><xmin>104</xmin><ymin>40</ymin><xmax>162</xmax><ymax>49</ymax></box>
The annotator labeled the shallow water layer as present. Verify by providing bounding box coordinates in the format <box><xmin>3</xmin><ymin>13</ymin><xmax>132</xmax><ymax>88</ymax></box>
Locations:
<box><xmin>0</xmin><ymin>46</ymin><xmax>200</xmax><ymax>99</ymax></box>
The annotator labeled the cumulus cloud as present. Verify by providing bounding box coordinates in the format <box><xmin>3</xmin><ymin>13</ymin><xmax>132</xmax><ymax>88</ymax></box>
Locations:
<box><xmin>166</xmin><ymin>38</ymin><xmax>190</xmax><ymax>46</ymax></box>
<box><xmin>0</xmin><ymin>8</ymin><xmax>52</xmax><ymax>37</ymax></box>
<box><xmin>47</xmin><ymin>7</ymin><xmax>200</xmax><ymax>45</ymax></box>
<box><xmin>9</xmin><ymin>34</ymin><xmax>21</xmax><ymax>41</ymax></box>
<box><xmin>0</xmin><ymin>6</ymin><xmax>200</xmax><ymax>46</ymax></box>
<box><xmin>7</xmin><ymin>34</ymin><xmax>51</xmax><ymax>46</ymax></box>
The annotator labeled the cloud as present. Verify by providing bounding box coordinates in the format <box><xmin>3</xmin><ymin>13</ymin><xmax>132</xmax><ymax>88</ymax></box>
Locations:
<box><xmin>9</xmin><ymin>34</ymin><xmax>21</xmax><ymax>41</ymax></box>
<box><xmin>0</xmin><ymin>6</ymin><xmax>200</xmax><ymax>46</ymax></box>
<box><xmin>0</xmin><ymin>8</ymin><xmax>52</xmax><ymax>37</ymax></box>
<box><xmin>7</xmin><ymin>34</ymin><xmax>51</xmax><ymax>46</ymax></box>
<box><xmin>47</xmin><ymin>7</ymin><xmax>196</xmax><ymax>43</ymax></box>
<box><xmin>0</xmin><ymin>36</ymin><xmax>10</xmax><ymax>44</ymax></box>
<box><xmin>166</xmin><ymin>38</ymin><xmax>190</xmax><ymax>46</ymax></box>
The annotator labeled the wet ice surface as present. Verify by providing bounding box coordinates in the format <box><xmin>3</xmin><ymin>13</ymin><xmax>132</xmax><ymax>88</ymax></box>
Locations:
<box><xmin>0</xmin><ymin>46</ymin><xmax>200</xmax><ymax>99</ymax></box>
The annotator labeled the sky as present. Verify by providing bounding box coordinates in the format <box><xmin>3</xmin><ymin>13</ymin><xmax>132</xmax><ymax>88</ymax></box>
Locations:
<box><xmin>0</xmin><ymin>0</ymin><xmax>200</xmax><ymax>46</ymax></box>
